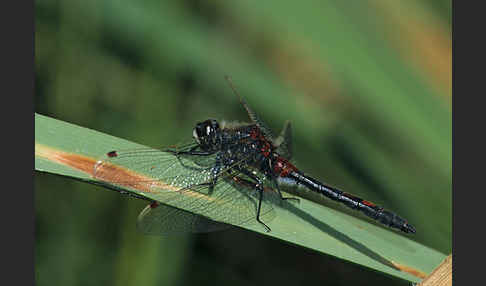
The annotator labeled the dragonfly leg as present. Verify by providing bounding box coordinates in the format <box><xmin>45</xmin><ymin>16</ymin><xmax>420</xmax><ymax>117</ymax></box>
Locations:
<box><xmin>272</xmin><ymin>180</ymin><xmax>300</xmax><ymax>203</ymax></box>
<box><xmin>235</xmin><ymin>167</ymin><xmax>271</xmax><ymax>232</ymax></box>
<box><xmin>207</xmin><ymin>157</ymin><xmax>222</xmax><ymax>195</ymax></box>
<box><xmin>167</xmin><ymin>149</ymin><xmax>214</xmax><ymax>156</ymax></box>
<box><xmin>256</xmin><ymin>185</ymin><xmax>271</xmax><ymax>232</ymax></box>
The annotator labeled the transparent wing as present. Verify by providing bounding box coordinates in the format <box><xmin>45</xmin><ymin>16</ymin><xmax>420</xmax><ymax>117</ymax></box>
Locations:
<box><xmin>137</xmin><ymin>203</ymin><xmax>231</xmax><ymax>234</ymax></box>
<box><xmin>274</xmin><ymin>120</ymin><xmax>293</xmax><ymax>160</ymax></box>
<box><xmin>92</xmin><ymin>143</ymin><xmax>279</xmax><ymax>233</ymax></box>
<box><xmin>225</xmin><ymin>75</ymin><xmax>276</xmax><ymax>140</ymax></box>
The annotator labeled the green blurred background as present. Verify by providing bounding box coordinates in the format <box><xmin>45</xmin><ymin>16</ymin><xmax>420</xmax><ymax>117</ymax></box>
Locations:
<box><xmin>35</xmin><ymin>0</ymin><xmax>451</xmax><ymax>285</ymax></box>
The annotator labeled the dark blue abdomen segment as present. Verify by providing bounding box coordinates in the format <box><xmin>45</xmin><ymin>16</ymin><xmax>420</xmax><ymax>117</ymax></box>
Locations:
<box><xmin>286</xmin><ymin>171</ymin><xmax>416</xmax><ymax>233</ymax></box>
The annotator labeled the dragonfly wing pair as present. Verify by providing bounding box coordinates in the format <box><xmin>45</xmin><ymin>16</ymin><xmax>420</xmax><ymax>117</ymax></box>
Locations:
<box><xmin>93</xmin><ymin>142</ymin><xmax>279</xmax><ymax>234</ymax></box>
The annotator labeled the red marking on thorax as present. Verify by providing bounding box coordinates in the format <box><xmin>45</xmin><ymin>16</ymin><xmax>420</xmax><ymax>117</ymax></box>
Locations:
<box><xmin>260</xmin><ymin>141</ymin><xmax>271</xmax><ymax>157</ymax></box>
<box><xmin>273</xmin><ymin>157</ymin><xmax>297</xmax><ymax>177</ymax></box>
<box><xmin>250</xmin><ymin>127</ymin><xmax>272</xmax><ymax>157</ymax></box>
<box><xmin>250</xmin><ymin>127</ymin><xmax>296</xmax><ymax>173</ymax></box>
<box><xmin>249</xmin><ymin>128</ymin><xmax>260</xmax><ymax>139</ymax></box>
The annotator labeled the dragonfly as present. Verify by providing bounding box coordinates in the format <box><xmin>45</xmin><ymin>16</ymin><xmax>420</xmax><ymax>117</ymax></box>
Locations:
<box><xmin>93</xmin><ymin>76</ymin><xmax>416</xmax><ymax>234</ymax></box>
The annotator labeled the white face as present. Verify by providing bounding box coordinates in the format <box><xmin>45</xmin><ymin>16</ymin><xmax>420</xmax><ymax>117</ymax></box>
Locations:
<box><xmin>193</xmin><ymin>128</ymin><xmax>201</xmax><ymax>144</ymax></box>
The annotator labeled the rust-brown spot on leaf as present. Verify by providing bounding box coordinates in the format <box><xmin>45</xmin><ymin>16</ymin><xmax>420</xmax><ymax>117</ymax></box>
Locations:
<box><xmin>391</xmin><ymin>260</ymin><xmax>428</xmax><ymax>279</ymax></box>
<box><xmin>418</xmin><ymin>254</ymin><xmax>452</xmax><ymax>286</ymax></box>
<box><xmin>36</xmin><ymin>143</ymin><xmax>98</xmax><ymax>175</ymax></box>
<box><xmin>35</xmin><ymin>143</ymin><xmax>169</xmax><ymax>193</ymax></box>
<box><xmin>35</xmin><ymin>143</ymin><xmax>214</xmax><ymax>201</ymax></box>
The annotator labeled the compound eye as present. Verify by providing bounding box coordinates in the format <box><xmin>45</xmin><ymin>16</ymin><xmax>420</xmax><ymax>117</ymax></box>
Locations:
<box><xmin>194</xmin><ymin>123</ymin><xmax>206</xmax><ymax>138</ymax></box>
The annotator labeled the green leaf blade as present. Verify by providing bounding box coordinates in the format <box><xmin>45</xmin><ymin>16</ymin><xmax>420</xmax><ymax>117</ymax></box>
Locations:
<box><xmin>35</xmin><ymin>113</ymin><xmax>445</xmax><ymax>282</ymax></box>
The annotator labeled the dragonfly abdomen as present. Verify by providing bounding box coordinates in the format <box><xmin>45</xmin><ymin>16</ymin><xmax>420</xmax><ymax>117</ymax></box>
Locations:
<box><xmin>286</xmin><ymin>171</ymin><xmax>416</xmax><ymax>233</ymax></box>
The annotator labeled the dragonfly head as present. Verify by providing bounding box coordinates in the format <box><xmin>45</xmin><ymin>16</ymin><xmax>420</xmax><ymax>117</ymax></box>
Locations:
<box><xmin>193</xmin><ymin>119</ymin><xmax>221</xmax><ymax>151</ymax></box>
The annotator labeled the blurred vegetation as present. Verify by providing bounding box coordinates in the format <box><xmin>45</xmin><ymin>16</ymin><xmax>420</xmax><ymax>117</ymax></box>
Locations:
<box><xmin>35</xmin><ymin>0</ymin><xmax>451</xmax><ymax>285</ymax></box>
